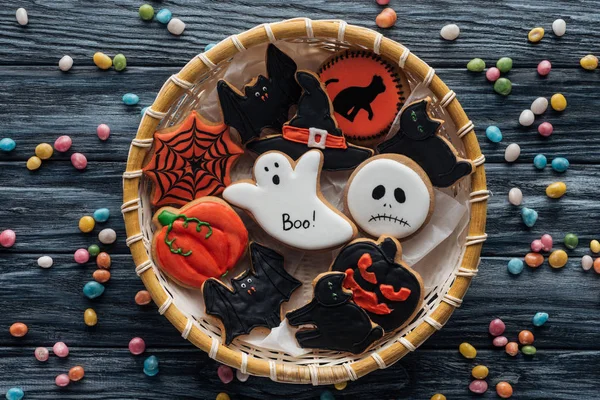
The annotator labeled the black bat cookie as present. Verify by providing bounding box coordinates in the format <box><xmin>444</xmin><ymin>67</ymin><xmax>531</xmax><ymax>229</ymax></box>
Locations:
<box><xmin>217</xmin><ymin>44</ymin><xmax>301</xmax><ymax>144</ymax></box>
<box><xmin>203</xmin><ymin>242</ymin><xmax>302</xmax><ymax>345</ymax></box>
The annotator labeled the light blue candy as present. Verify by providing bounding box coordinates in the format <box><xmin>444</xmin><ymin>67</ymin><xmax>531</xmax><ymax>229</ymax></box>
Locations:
<box><xmin>533</xmin><ymin>154</ymin><xmax>547</xmax><ymax>170</ymax></box>
<box><xmin>122</xmin><ymin>93</ymin><xmax>140</xmax><ymax>106</ymax></box>
<box><xmin>83</xmin><ymin>281</ymin><xmax>105</xmax><ymax>299</ymax></box>
<box><xmin>5</xmin><ymin>388</ymin><xmax>24</xmax><ymax>400</ymax></box>
<box><xmin>93</xmin><ymin>208</ymin><xmax>110</xmax><ymax>223</ymax></box>
<box><xmin>156</xmin><ymin>9</ymin><xmax>172</xmax><ymax>24</ymax></box>
<box><xmin>0</xmin><ymin>138</ymin><xmax>16</xmax><ymax>152</ymax></box>
<box><xmin>204</xmin><ymin>43</ymin><xmax>216</xmax><ymax>51</ymax></box>
<box><xmin>551</xmin><ymin>157</ymin><xmax>569</xmax><ymax>173</ymax></box>
<box><xmin>521</xmin><ymin>207</ymin><xmax>538</xmax><ymax>227</ymax></box>
<box><xmin>141</xmin><ymin>106</ymin><xmax>149</xmax><ymax>116</ymax></box>
<box><xmin>144</xmin><ymin>355</ymin><xmax>159</xmax><ymax>376</ymax></box>
<box><xmin>507</xmin><ymin>258</ymin><xmax>524</xmax><ymax>275</ymax></box>
<box><xmin>485</xmin><ymin>126</ymin><xmax>502</xmax><ymax>143</ymax></box>
<box><xmin>532</xmin><ymin>312</ymin><xmax>549</xmax><ymax>327</ymax></box>
<box><xmin>320</xmin><ymin>390</ymin><xmax>335</xmax><ymax>400</ymax></box>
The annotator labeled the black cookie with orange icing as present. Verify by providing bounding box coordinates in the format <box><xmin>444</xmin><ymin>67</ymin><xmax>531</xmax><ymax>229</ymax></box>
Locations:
<box><xmin>330</xmin><ymin>236</ymin><xmax>424</xmax><ymax>332</ymax></box>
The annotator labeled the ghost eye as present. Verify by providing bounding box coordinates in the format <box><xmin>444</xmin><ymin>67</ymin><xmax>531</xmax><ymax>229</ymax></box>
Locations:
<box><xmin>264</xmin><ymin>167</ymin><xmax>269</xmax><ymax>172</ymax></box>
<box><xmin>274</xmin><ymin>162</ymin><xmax>279</xmax><ymax>168</ymax></box>
<box><xmin>372</xmin><ymin>185</ymin><xmax>385</xmax><ymax>200</ymax></box>
<box><xmin>262</xmin><ymin>86</ymin><xmax>268</xmax><ymax>92</ymax></box>
<box><xmin>255</xmin><ymin>92</ymin><xmax>260</xmax><ymax>97</ymax></box>
<box><xmin>241</xmin><ymin>283</ymin><xmax>247</xmax><ymax>288</ymax></box>
<box><xmin>394</xmin><ymin>188</ymin><xmax>406</xmax><ymax>203</ymax></box>
<box><xmin>247</xmin><ymin>278</ymin><xmax>252</xmax><ymax>283</ymax></box>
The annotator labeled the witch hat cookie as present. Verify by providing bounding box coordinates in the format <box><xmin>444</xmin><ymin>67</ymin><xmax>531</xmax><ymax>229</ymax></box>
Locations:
<box><xmin>246</xmin><ymin>71</ymin><xmax>373</xmax><ymax>171</ymax></box>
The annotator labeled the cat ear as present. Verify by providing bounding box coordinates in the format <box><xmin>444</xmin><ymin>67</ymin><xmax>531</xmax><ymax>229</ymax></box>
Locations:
<box><xmin>217</xmin><ymin>80</ymin><xmax>259</xmax><ymax>144</ymax></box>
<box><xmin>400</xmin><ymin>98</ymin><xmax>441</xmax><ymax>140</ymax></box>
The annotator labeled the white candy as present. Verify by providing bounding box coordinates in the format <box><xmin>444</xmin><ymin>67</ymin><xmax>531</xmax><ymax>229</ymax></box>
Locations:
<box><xmin>236</xmin><ymin>369</ymin><xmax>249</xmax><ymax>382</ymax></box>
<box><xmin>530</xmin><ymin>97</ymin><xmax>548</xmax><ymax>115</ymax></box>
<box><xmin>505</xmin><ymin>143</ymin><xmax>521</xmax><ymax>162</ymax></box>
<box><xmin>16</xmin><ymin>8</ymin><xmax>28</xmax><ymax>26</ymax></box>
<box><xmin>440</xmin><ymin>24</ymin><xmax>460</xmax><ymax>41</ymax></box>
<box><xmin>552</xmin><ymin>18</ymin><xmax>566</xmax><ymax>37</ymax></box>
<box><xmin>167</xmin><ymin>18</ymin><xmax>185</xmax><ymax>36</ymax></box>
<box><xmin>37</xmin><ymin>256</ymin><xmax>53</xmax><ymax>269</ymax></box>
<box><xmin>59</xmin><ymin>55</ymin><xmax>73</xmax><ymax>72</ymax></box>
<box><xmin>582</xmin><ymin>255</ymin><xmax>593</xmax><ymax>271</ymax></box>
<box><xmin>98</xmin><ymin>228</ymin><xmax>117</xmax><ymax>244</ymax></box>
<box><xmin>508</xmin><ymin>188</ymin><xmax>523</xmax><ymax>206</ymax></box>
<box><xmin>519</xmin><ymin>109</ymin><xmax>535</xmax><ymax>126</ymax></box>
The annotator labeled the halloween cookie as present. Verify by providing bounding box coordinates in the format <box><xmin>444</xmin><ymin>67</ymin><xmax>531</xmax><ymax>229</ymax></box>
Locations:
<box><xmin>217</xmin><ymin>44</ymin><xmax>302</xmax><ymax>144</ymax></box>
<box><xmin>377</xmin><ymin>97</ymin><xmax>475</xmax><ymax>187</ymax></box>
<box><xmin>143</xmin><ymin>111</ymin><xmax>244</xmax><ymax>207</ymax></box>
<box><xmin>286</xmin><ymin>272</ymin><xmax>384</xmax><ymax>354</ymax></box>
<box><xmin>345</xmin><ymin>154</ymin><xmax>434</xmax><ymax>240</ymax></box>
<box><xmin>152</xmin><ymin>197</ymin><xmax>248</xmax><ymax>289</ymax></box>
<box><xmin>330</xmin><ymin>236</ymin><xmax>424</xmax><ymax>332</ymax></box>
<box><xmin>246</xmin><ymin>70</ymin><xmax>373</xmax><ymax>171</ymax></box>
<box><xmin>318</xmin><ymin>50</ymin><xmax>410</xmax><ymax>144</ymax></box>
<box><xmin>223</xmin><ymin>149</ymin><xmax>357</xmax><ymax>251</ymax></box>
<box><xmin>203</xmin><ymin>242</ymin><xmax>301</xmax><ymax>345</ymax></box>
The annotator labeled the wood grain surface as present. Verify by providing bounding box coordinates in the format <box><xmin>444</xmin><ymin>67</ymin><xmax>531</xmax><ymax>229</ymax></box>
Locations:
<box><xmin>1</xmin><ymin>0</ymin><xmax>599</xmax><ymax>399</ymax></box>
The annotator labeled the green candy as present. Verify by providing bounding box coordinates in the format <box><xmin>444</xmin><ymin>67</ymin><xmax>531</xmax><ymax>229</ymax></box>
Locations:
<box><xmin>88</xmin><ymin>244</ymin><xmax>100</xmax><ymax>257</ymax></box>
<box><xmin>139</xmin><ymin>4</ymin><xmax>154</xmax><ymax>21</ymax></box>
<box><xmin>521</xmin><ymin>345</ymin><xmax>537</xmax><ymax>356</ymax></box>
<box><xmin>467</xmin><ymin>58</ymin><xmax>486</xmax><ymax>72</ymax></box>
<box><xmin>113</xmin><ymin>54</ymin><xmax>127</xmax><ymax>71</ymax></box>
<box><xmin>564</xmin><ymin>233</ymin><xmax>579</xmax><ymax>249</ymax></box>
<box><xmin>494</xmin><ymin>78</ymin><xmax>512</xmax><ymax>96</ymax></box>
<box><xmin>496</xmin><ymin>57</ymin><xmax>513</xmax><ymax>73</ymax></box>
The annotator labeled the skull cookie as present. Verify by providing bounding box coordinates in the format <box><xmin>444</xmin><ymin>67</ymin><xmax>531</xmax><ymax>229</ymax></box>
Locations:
<box><xmin>345</xmin><ymin>154</ymin><xmax>434</xmax><ymax>239</ymax></box>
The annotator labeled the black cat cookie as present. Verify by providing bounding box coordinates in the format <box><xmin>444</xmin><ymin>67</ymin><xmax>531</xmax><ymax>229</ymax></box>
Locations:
<box><xmin>318</xmin><ymin>50</ymin><xmax>410</xmax><ymax>144</ymax></box>
<box><xmin>246</xmin><ymin>70</ymin><xmax>373</xmax><ymax>171</ymax></box>
<box><xmin>286</xmin><ymin>272</ymin><xmax>384</xmax><ymax>354</ymax></box>
<box><xmin>202</xmin><ymin>242</ymin><xmax>301</xmax><ymax>345</ymax></box>
<box><xmin>377</xmin><ymin>97</ymin><xmax>475</xmax><ymax>187</ymax></box>
<box><xmin>217</xmin><ymin>44</ymin><xmax>302</xmax><ymax>144</ymax></box>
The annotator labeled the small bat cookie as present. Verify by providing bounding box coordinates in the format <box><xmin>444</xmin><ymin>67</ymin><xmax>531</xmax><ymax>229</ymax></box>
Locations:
<box><xmin>223</xmin><ymin>149</ymin><xmax>357</xmax><ymax>251</ymax></box>
<box><xmin>246</xmin><ymin>71</ymin><xmax>373</xmax><ymax>171</ymax></box>
<box><xmin>203</xmin><ymin>242</ymin><xmax>302</xmax><ymax>345</ymax></box>
<box><xmin>217</xmin><ymin>44</ymin><xmax>301</xmax><ymax>144</ymax></box>
<box><xmin>286</xmin><ymin>272</ymin><xmax>384</xmax><ymax>354</ymax></box>
<box><xmin>377</xmin><ymin>97</ymin><xmax>475</xmax><ymax>187</ymax></box>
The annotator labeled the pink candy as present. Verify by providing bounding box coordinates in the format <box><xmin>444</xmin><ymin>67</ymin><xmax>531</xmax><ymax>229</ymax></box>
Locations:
<box><xmin>538</xmin><ymin>122</ymin><xmax>554</xmax><ymax>137</ymax></box>
<box><xmin>97</xmin><ymin>124</ymin><xmax>110</xmax><ymax>141</ymax></box>
<box><xmin>537</xmin><ymin>60</ymin><xmax>552</xmax><ymax>76</ymax></box>
<box><xmin>0</xmin><ymin>229</ymin><xmax>16</xmax><ymax>248</ymax></box>
<box><xmin>531</xmin><ymin>239</ymin><xmax>543</xmax><ymax>252</ymax></box>
<box><xmin>217</xmin><ymin>364</ymin><xmax>234</xmax><ymax>384</ymax></box>
<box><xmin>53</xmin><ymin>341</ymin><xmax>69</xmax><ymax>358</ymax></box>
<box><xmin>469</xmin><ymin>379</ymin><xmax>488</xmax><ymax>394</ymax></box>
<box><xmin>55</xmin><ymin>373</ymin><xmax>70</xmax><ymax>387</ymax></box>
<box><xmin>541</xmin><ymin>234</ymin><xmax>553</xmax><ymax>251</ymax></box>
<box><xmin>54</xmin><ymin>135</ymin><xmax>72</xmax><ymax>152</ymax></box>
<box><xmin>493</xmin><ymin>336</ymin><xmax>509</xmax><ymax>347</ymax></box>
<box><xmin>129</xmin><ymin>337</ymin><xmax>146</xmax><ymax>355</ymax></box>
<box><xmin>74</xmin><ymin>249</ymin><xmax>90</xmax><ymax>264</ymax></box>
<box><xmin>71</xmin><ymin>153</ymin><xmax>87</xmax><ymax>170</ymax></box>
<box><xmin>376</xmin><ymin>0</ymin><xmax>390</xmax><ymax>4</ymax></box>
<box><xmin>35</xmin><ymin>347</ymin><xmax>49</xmax><ymax>362</ymax></box>
<box><xmin>489</xmin><ymin>318</ymin><xmax>506</xmax><ymax>336</ymax></box>
<box><xmin>486</xmin><ymin>67</ymin><xmax>501</xmax><ymax>82</ymax></box>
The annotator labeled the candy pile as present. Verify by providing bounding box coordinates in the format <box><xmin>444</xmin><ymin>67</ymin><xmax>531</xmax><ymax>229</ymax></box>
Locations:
<box><xmin>139</xmin><ymin>4</ymin><xmax>185</xmax><ymax>36</ymax></box>
<box><xmin>467</xmin><ymin>56</ymin><xmax>513</xmax><ymax>95</ymax></box>
<box><xmin>93</xmin><ymin>52</ymin><xmax>127</xmax><ymax>71</ymax></box>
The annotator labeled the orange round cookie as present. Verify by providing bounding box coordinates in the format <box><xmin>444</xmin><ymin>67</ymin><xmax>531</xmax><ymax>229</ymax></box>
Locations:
<box><xmin>318</xmin><ymin>50</ymin><xmax>409</xmax><ymax>143</ymax></box>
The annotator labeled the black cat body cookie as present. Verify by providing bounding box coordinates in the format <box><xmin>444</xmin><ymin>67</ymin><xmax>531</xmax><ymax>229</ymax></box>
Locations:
<box><xmin>318</xmin><ymin>50</ymin><xmax>410</xmax><ymax>144</ymax></box>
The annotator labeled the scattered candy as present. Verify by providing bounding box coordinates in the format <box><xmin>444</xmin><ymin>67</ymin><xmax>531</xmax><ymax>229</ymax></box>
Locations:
<box><xmin>538</xmin><ymin>121</ymin><xmax>553</xmax><ymax>137</ymax></box>
<box><xmin>505</xmin><ymin>342</ymin><xmax>519</xmax><ymax>356</ymax></box>
<box><xmin>96</xmin><ymin>252</ymin><xmax>111</xmax><ymax>269</ymax></box>
<box><xmin>139</xmin><ymin>4</ymin><xmax>155</xmax><ymax>20</ymax></box>
<box><xmin>521</xmin><ymin>345</ymin><xmax>536</xmax><ymax>356</ymax></box>
<box><xmin>489</xmin><ymin>318</ymin><xmax>506</xmax><ymax>336</ymax></box>
<box><xmin>54</xmin><ymin>135</ymin><xmax>72</xmax><ymax>152</ymax></box>
<box><xmin>93</xmin><ymin>52</ymin><xmax>112</xmax><ymax>70</ymax></box>
<box><xmin>216</xmin><ymin>394</ymin><xmax>230</xmax><ymax>400</ymax></box>
<box><xmin>471</xmin><ymin>365</ymin><xmax>489</xmax><ymax>379</ymax></box>
<box><xmin>594</xmin><ymin>258</ymin><xmax>600</xmax><ymax>274</ymax></box>
<box><xmin>218</xmin><ymin>365</ymin><xmax>234</xmax><ymax>384</ymax></box>
<box><xmin>494</xmin><ymin>77</ymin><xmax>512</xmax><ymax>95</ymax></box>
<box><xmin>508</xmin><ymin>188</ymin><xmax>522</xmax><ymax>206</ymax></box>
<box><xmin>525</xmin><ymin>253</ymin><xmax>544</xmax><ymax>268</ymax></box>
<box><xmin>581</xmin><ymin>255</ymin><xmax>593</xmax><ymax>271</ymax></box>
<box><xmin>69</xmin><ymin>366</ymin><xmax>85</xmax><ymax>381</ymax></box>
<box><xmin>552</xmin><ymin>18</ymin><xmax>566</xmax><ymax>36</ymax></box>
<box><xmin>236</xmin><ymin>369</ymin><xmax>249</xmax><ymax>383</ymax></box>
<box><xmin>71</xmin><ymin>153</ymin><xmax>88</xmax><ymax>170</ymax></box>
<box><xmin>376</xmin><ymin>0</ymin><xmax>390</xmax><ymax>4</ymax></box>
<box><xmin>83</xmin><ymin>281</ymin><xmax>105</xmax><ymax>299</ymax></box>
<box><xmin>551</xmin><ymin>157</ymin><xmax>569</xmax><ymax>172</ymax></box>
<box><xmin>518</xmin><ymin>330</ymin><xmax>534</xmax><ymax>345</ymax></box>
<box><xmin>79</xmin><ymin>216</ymin><xmax>95</xmax><ymax>233</ymax></box>
<box><xmin>9</xmin><ymin>322</ymin><xmax>28</xmax><ymax>337</ymax></box>
<box><xmin>122</xmin><ymin>93</ymin><xmax>140</xmax><ymax>106</ymax></box>
<box><xmin>98</xmin><ymin>228</ymin><xmax>117</xmax><ymax>244</ymax></box>
<box><xmin>519</xmin><ymin>109</ymin><xmax>535</xmax><ymax>126</ymax></box>
<box><xmin>533</xmin><ymin>154</ymin><xmax>547</xmax><ymax>169</ymax></box>
<box><xmin>205</xmin><ymin>43</ymin><xmax>216</xmax><ymax>51</ymax></box>
<box><xmin>504</xmin><ymin>143</ymin><xmax>520</xmax><ymax>162</ymax></box>
<box><xmin>135</xmin><ymin>290</ymin><xmax>152</xmax><ymax>305</ymax></box>
<box><xmin>564</xmin><ymin>233</ymin><xmax>579</xmax><ymax>249</ymax></box>
<box><xmin>74</xmin><ymin>248</ymin><xmax>90</xmax><ymax>264</ymax></box>
<box><xmin>55</xmin><ymin>373</ymin><xmax>70</xmax><ymax>387</ymax></box>
<box><xmin>528</xmin><ymin>27</ymin><xmax>545</xmax><ymax>42</ymax></box>
<box><xmin>143</xmin><ymin>355</ymin><xmax>159</xmax><ymax>376</ymax></box>
<box><xmin>485</xmin><ymin>126</ymin><xmax>502</xmax><ymax>142</ymax></box>
<box><xmin>551</xmin><ymin>93</ymin><xmax>567</xmax><ymax>111</ymax></box>
<box><xmin>459</xmin><ymin>342</ymin><xmax>477</xmax><ymax>359</ymax></box>
<box><xmin>521</xmin><ymin>207</ymin><xmax>538</xmax><ymax>228</ymax></box>
<box><xmin>320</xmin><ymin>391</ymin><xmax>335</xmax><ymax>400</ymax></box>
<box><xmin>440</xmin><ymin>24</ymin><xmax>460</xmax><ymax>41</ymax></box>
<box><xmin>430</xmin><ymin>395</ymin><xmax>446</xmax><ymax>400</ymax></box>
<box><xmin>493</xmin><ymin>336</ymin><xmax>509</xmax><ymax>347</ymax></box>
<box><xmin>591</xmin><ymin>240</ymin><xmax>600</xmax><ymax>253</ymax></box>
<box><xmin>531</xmin><ymin>97</ymin><xmax>548</xmax><ymax>115</ymax></box>
<box><xmin>113</xmin><ymin>54</ymin><xmax>127</xmax><ymax>72</ymax></box>
<box><xmin>53</xmin><ymin>341</ymin><xmax>69</xmax><ymax>357</ymax></box>
<box><xmin>0</xmin><ymin>138</ymin><xmax>16</xmax><ymax>152</ymax></box>
<box><xmin>35</xmin><ymin>347</ymin><xmax>49</xmax><ymax>362</ymax></box>
<box><xmin>168</xmin><ymin>18</ymin><xmax>186</xmax><ymax>35</ymax></box>
<box><xmin>486</xmin><ymin>67</ymin><xmax>501</xmax><ymax>82</ymax></box>
<box><xmin>496</xmin><ymin>57</ymin><xmax>513</xmax><ymax>73</ymax></box>
<box><xmin>0</xmin><ymin>229</ymin><xmax>17</xmax><ymax>247</ymax></box>
<box><xmin>93</xmin><ymin>269</ymin><xmax>111</xmax><ymax>283</ymax></box>
<box><xmin>507</xmin><ymin>258</ymin><xmax>524</xmax><ymax>274</ymax></box>
<box><xmin>156</xmin><ymin>9</ymin><xmax>173</xmax><ymax>24</ymax></box>
<box><xmin>541</xmin><ymin>234</ymin><xmax>553</xmax><ymax>251</ymax></box>
<box><xmin>467</xmin><ymin>58</ymin><xmax>485</xmax><ymax>72</ymax></box>
<box><xmin>469</xmin><ymin>379</ymin><xmax>488</xmax><ymax>394</ymax></box>
<box><xmin>59</xmin><ymin>55</ymin><xmax>73</xmax><ymax>72</ymax></box>
<box><xmin>580</xmin><ymin>54</ymin><xmax>598</xmax><ymax>70</ymax></box>
<box><xmin>129</xmin><ymin>337</ymin><xmax>146</xmax><ymax>355</ymax></box>
<box><xmin>375</xmin><ymin>8</ymin><xmax>397</xmax><ymax>29</ymax></box>
<box><xmin>93</xmin><ymin>208</ymin><xmax>110</xmax><ymax>223</ymax></box>
<box><xmin>496</xmin><ymin>382</ymin><xmax>513</xmax><ymax>399</ymax></box>
<box><xmin>531</xmin><ymin>239</ymin><xmax>543</xmax><ymax>252</ymax></box>
<box><xmin>97</xmin><ymin>124</ymin><xmax>110</xmax><ymax>140</ymax></box>
<box><xmin>537</xmin><ymin>60</ymin><xmax>552</xmax><ymax>76</ymax></box>
<box><xmin>532</xmin><ymin>312</ymin><xmax>549</xmax><ymax>327</ymax></box>
<box><xmin>84</xmin><ymin>308</ymin><xmax>98</xmax><ymax>326</ymax></box>
<box><xmin>88</xmin><ymin>244</ymin><xmax>100</xmax><ymax>257</ymax></box>
<box><xmin>37</xmin><ymin>255</ymin><xmax>53</xmax><ymax>269</ymax></box>
<box><xmin>5</xmin><ymin>388</ymin><xmax>24</xmax><ymax>400</ymax></box>
<box><xmin>141</xmin><ymin>106</ymin><xmax>148</xmax><ymax>116</ymax></box>
<box><xmin>27</xmin><ymin>156</ymin><xmax>42</xmax><ymax>171</ymax></box>
<box><xmin>16</xmin><ymin>8</ymin><xmax>28</xmax><ymax>26</ymax></box>
<box><xmin>548</xmin><ymin>250</ymin><xmax>568</xmax><ymax>268</ymax></box>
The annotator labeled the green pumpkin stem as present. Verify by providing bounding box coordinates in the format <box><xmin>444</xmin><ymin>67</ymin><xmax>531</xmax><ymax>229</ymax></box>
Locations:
<box><xmin>158</xmin><ymin>210</ymin><xmax>213</xmax><ymax>257</ymax></box>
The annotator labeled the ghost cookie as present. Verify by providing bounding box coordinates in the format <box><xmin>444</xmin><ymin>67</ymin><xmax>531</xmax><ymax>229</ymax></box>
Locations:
<box><xmin>345</xmin><ymin>154</ymin><xmax>434</xmax><ymax>240</ymax></box>
<box><xmin>223</xmin><ymin>149</ymin><xmax>357</xmax><ymax>251</ymax></box>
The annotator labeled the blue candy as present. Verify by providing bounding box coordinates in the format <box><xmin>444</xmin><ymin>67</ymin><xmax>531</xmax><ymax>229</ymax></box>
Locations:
<box><xmin>144</xmin><ymin>355</ymin><xmax>159</xmax><ymax>376</ymax></box>
<box><xmin>83</xmin><ymin>281</ymin><xmax>105</xmax><ymax>299</ymax></box>
<box><xmin>320</xmin><ymin>390</ymin><xmax>335</xmax><ymax>400</ymax></box>
<box><xmin>551</xmin><ymin>157</ymin><xmax>569</xmax><ymax>173</ymax></box>
<box><xmin>5</xmin><ymin>388</ymin><xmax>24</xmax><ymax>400</ymax></box>
<box><xmin>156</xmin><ymin>9</ymin><xmax>172</xmax><ymax>24</ymax></box>
<box><xmin>507</xmin><ymin>258</ymin><xmax>524</xmax><ymax>275</ymax></box>
<box><xmin>0</xmin><ymin>138</ymin><xmax>16</xmax><ymax>152</ymax></box>
<box><xmin>204</xmin><ymin>43</ymin><xmax>216</xmax><ymax>52</ymax></box>
<box><xmin>521</xmin><ymin>207</ymin><xmax>538</xmax><ymax>227</ymax></box>
<box><xmin>533</xmin><ymin>154</ymin><xmax>547</xmax><ymax>169</ymax></box>
<box><xmin>93</xmin><ymin>208</ymin><xmax>110</xmax><ymax>223</ymax></box>
<box><xmin>485</xmin><ymin>126</ymin><xmax>502</xmax><ymax>143</ymax></box>
<box><xmin>122</xmin><ymin>93</ymin><xmax>140</xmax><ymax>106</ymax></box>
<box><xmin>141</xmin><ymin>106</ymin><xmax>148</xmax><ymax>116</ymax></box>
<box><xmin>532</xmin><ymin>312</ymin><xmax>549</xmax><ymax>327</ymax></box>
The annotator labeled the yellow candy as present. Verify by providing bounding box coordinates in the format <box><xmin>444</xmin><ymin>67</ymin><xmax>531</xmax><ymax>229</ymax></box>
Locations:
<box><xmin>35</xmin><ymin>143</ymin><xmax>53</xmax><ymax>160</ymax></box>
<box><xmin>93</xmin><ymin>52</ymin><xmax>113</xmax><ymax>70</ymax></box>
<box><xmin>79</xmin><ymin>216</ymin><xmax>96</xmax><ymax>233</ymax></box>
<box><xmin>551</xmin><ymin>93</ymin><xmax>567</xmax><ymax>111</ymax></box>
<box><xmin>459</xmin><ymin>342</ymin><xmax>477</xmax><ymax>359</ymax></box>
<box><xmin>27</xmin><ymin>156</ymin><xmax>42</xmax><ymax>171</ymax></box>
<box><xmin>549</xmin><ymin>250</ymin><xmax>568</xmax><ymax>268</ymax></box>
<box><xmin>431</xmin><ymin>394</ymin><xmax>447</xmax><ymax>400</ymax></box>
<box><xmin>545</xmin><ymin>182</ymin><xmax>567</xmax><ymax>199</ymax></box>
<box><xmin>590</xmin><ymin>240</ymin><xmax>600</xmax><ymax>253</ymax></box>
<box><xmin>580</xmin><ymin>54</ymin><xmax>598</xmax><ymax>70</ymax></box>
<box><xmin>334</xmin><ymin>381</ymin><xmax>347</xmax><ymax>390</ymax></box>
<box><xmin>215</xmin><ymin>394</ymin><xmax>230</xmax><ymax>400</ymax></box>
<box><xmin>84</xmin><ymin>308</ymin><xmax>97</xmax><ymax>326</ymax></box>
<box><xmin>528</xmin><ymin>27</ymin><xmax>545</xmax><ymax>42</ymax></box>
<box><xmin>472</xmin><ymin>365</ymin><xmax>489</xmax><ymax>379</ymax></box>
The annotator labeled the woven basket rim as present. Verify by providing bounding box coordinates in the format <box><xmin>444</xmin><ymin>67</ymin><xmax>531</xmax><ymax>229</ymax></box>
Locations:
<box><xmin>122</xmin><ymin>18</ymin><xmax>488</xmax><ymax>385</ymax></box>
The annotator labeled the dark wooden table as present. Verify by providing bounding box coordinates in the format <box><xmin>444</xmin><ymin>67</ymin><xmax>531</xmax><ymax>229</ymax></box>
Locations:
<box><xmin>1</xmin><ymin>1</ymin><xmax>599</xmax><ymax>399</ymax></box>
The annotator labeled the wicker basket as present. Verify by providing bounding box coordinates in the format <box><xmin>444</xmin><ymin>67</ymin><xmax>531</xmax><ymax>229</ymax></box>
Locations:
<box><xmin>122</xmin><ymin>18</ymin><xmax>488</xmax><ymax>385</ymax></box>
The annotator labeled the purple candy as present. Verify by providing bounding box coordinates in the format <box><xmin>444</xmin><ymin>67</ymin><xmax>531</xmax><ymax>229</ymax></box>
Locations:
<box><xmin>217</xmin><ymin>364</ymin><xmax>234</xmax><ymax>384</ymax></box>
<box><xmin>489</xmin><ymin>318</ymin><xmax>506</xmax><ymax>336</ymax></box>
<box><xmin>469</xmin><ymin>379</ymin><xmax>489</xmax><ymax>394</ymax></box>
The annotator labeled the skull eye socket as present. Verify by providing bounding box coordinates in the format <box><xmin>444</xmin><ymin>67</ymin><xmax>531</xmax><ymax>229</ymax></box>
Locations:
<box><xmin>372</xmin><ymin>185</ymin><xmax>385</xmax><ymax>200</ymax></box>
<box><xmin>394</xmin><ymin>188</ymin><xmax>406</xmax><ymax>203</ymax></box>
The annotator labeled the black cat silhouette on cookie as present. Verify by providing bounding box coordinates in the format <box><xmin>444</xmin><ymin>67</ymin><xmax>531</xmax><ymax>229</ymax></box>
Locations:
<box><xmin>326</xmin><ymin>75</ymin><xmax>386</xmax><ymax>122</ymax></box>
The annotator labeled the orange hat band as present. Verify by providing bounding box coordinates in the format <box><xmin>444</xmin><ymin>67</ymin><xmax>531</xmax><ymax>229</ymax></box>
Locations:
<box><xmin>282</xmin><ymin>125</ymin><xmax>348</xmax><ymax>150</ymax></box>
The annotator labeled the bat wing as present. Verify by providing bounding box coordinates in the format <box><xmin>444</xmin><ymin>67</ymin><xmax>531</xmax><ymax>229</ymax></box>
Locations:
<box><xmin>250</xmin><ymin>242</ymin><xmax>301</xmax><ymax>302</ymax></box>
<box><xmin>266</xmin><ymin>44</ymin><xmax>301</xmax><ymax>102</ymax></box>
<box><xmin>203</xmin><ymin>279</ymin><xmax>247</xmax><ymax>345</ymax></box>
<box><xmin>217</xmin><ymin>80</ymin><xmax>260</xmax><ymax>144</ymax></box>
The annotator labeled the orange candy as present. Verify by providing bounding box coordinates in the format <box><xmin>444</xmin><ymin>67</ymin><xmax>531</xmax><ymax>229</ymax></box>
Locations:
<box><xmin>518</xmin><ymin>330</ymin><xmax>534</xmax><ymax>345</ymax></box>
<box><xmin>93</xmin><ymin>269</ymin><xmax>111</xmax><ymax>283</ymax></box>
<box><xmin>68</xmin><ymin>365</ymin><xmax>85</xmax><ymax>381</ymax></box>
<box><xmin>594</xmin><ymin>258</ymin><xmax>600</xmax><ymax>274</ymax></box>
<box><xmin>135</xmin><ymin>290</ymin><xmax>152</xmax><ymax>306</ymax></box>
<box><xmin>505</xmin><ymin>342</ymin><xmax>519</xmax><ymax>356</ymax></box>
<box><xmin>525</xmin><ymin>252</ymin><xmax>544</xmax><ymax>268</ymax></box>
<box><xmin>376</xmin><ymin>8</ymin><xmax>397</xmax><ymax>28</ymax></box>
<box><xmin>9</xmin><ymin>322</ymin><xmax>28</xmax><ymax>337</ymax></box>
<box><xmin>96</xmin><ymin>252</ymin><xmax>111</xmax><ymax>269</ymax></box>
<box><xmin>496</xmin><ymin>382</ymin><xmax>513</xmax><ymax>398</ymax></box>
